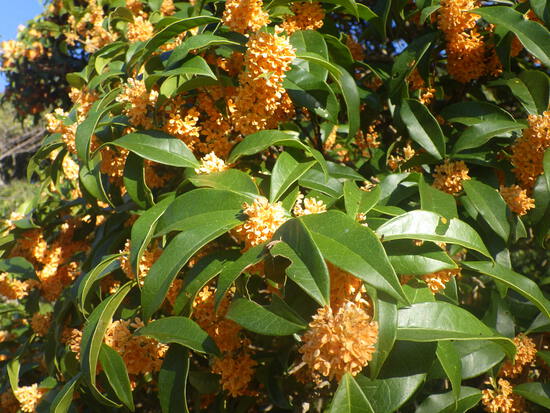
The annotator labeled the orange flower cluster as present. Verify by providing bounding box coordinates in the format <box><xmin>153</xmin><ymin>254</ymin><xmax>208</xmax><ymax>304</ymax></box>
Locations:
<box><xmin>236</xmin><ymin>197</ymin><xmax>288</xmax><ymax>249</ymax></box>
<box><xmin>299</xmin><ymin>300</ymin><xmax>378</xmax><ymax>381</ymax></box>
<box><xmin>192</xmin><ymin>286</ymin><xmax>256</xmax><ymax>396</ymax></box>
<box><xmin>432</xmin><ymin>159</ymin><xmax>471</xmax><ymax>194</ymax></box>
<box><xmin>355</xmin><ymin>122</ymin><xmax>381</xmax><ymax>155</ymax></box>
<box><xmin>408</xmin><ymin>70</ymin><xmax>436</xmax><ymax>104</ymax></box>
<box><xmin>500</xmin><ymin>185</ymin><xmax>535</xmax><ymax>216</ymax></box>
<box><xmin>11</xmin><ymin>222</ymin><xmax>88</xmax><ymax>301</ymax></box>
<box><xmin>160</xmin><ymin>0</ymin><xmax>176</xmax><ymax>16</ymax></box>
<box><xmin>212</xmin><ymin>352</ymin><xmax>257</xmax><ymax>397</ymax></box>
<box><xmin>282</xmin><ymin>2</ymin><xmax>325</xmax><ymax>35</ymax></box>
<box><xmin>500</xmin><ymin>334</ymin><xmax>537</xmax><ymax>378</ymax></box>
<box><xmin>62</xmin><ymin>155</ymin><xmax>80</xmax><ymax>181</ymax></box>
<box><xmin>61</xmin><ymin>328</ymin><xmax>83</xmax><ymax>360</ymax></box>
<box><xmin>119</xmin><ymin>239</ymin><xmax>163</xmax><ymax>286</ymax></box>
<box><xmin>116</xmin><ymin>77</ymin><xmax>159</xmax><ymax>129</ymax></box>
<box><xmin>163</xmin><ymin>99</ymin><xmax>201</xmax><ymax>150</ymax></box>
<box><xmin>30</xmin><ymin>312</ymin><xmax>52</xmax><ymax>337</ymax></box>
<box><xmin>65</xmin><ymin>0</ymin><xmax>118</xmax><ymax>53</ymax></box>
<box><xmin>100</xmin><ymin>146</ymin><xmax>128</xmax><ymax>186</ymax></box>
<box><xmin>0</xmin><ymin>273</ymin><xmax>37</xmax><ymax>300</ymax></box>
<box><xmin>481</xmin><ymin>378</ymin><xmax>526</xmax><ymax>413</ymax></box>
<box><xmin>195</xmin><ymin>152</ymin><xmax>228</xmax><ymax>175</ymax></box>
<box><xmin>127</xmin><ymin>15</ymin><xmax>154</xmax><ymax>43</ymax></box>
<box><xmin>438</xmin><ymin>0</ymin><xmax>498</xmax><ymax>83</ymax></box>
<box><xmin>421</xmin><ymin>268</ymin><xmax>460</xmax><ymax>293</ymax></box>
<box><xmin>222</xmin><ymin>0</ymin><xmax>270</xmax><ymax>34</ymax></box>
<box><xmin>328</xmin><ymin>262</ymin><xmax>367</xmax><ymax>310</ymax></box>
<box><xmin>13</xmin><ymin>384</ymin><xmax>46</xmax><ymax>413</ymax></box>
<box><xmin>388</xmin><ymin>143</ymin><xmax>416</xmax><ymax>171</ymax></box>
<box><xmin>346</xmin><ymin>36</ymin><xmax>365</xmax><ymax>61</ymax></box>
<box><xmin>293</xmin><ymin>194</ymin><xmax>327</xmax><ymax>217</ymax></box>
<box><xmin>45</xmin><ymin>108</ymin><xmax>78</xmax><ymax>154</ymax></box>
<box><xmin>511</xmin><ymin>111</ymin><xmax>550</xmax><ymax>190</ymax></box>
<box><xmin>68</xmin><ymin>87</ymin><xmax>97</xmax><ymax>121</ymax></box>
<box><xmin>0</xmin><ymin>39</ymin><xmax>45</xmax><ymax>67</ymax></box>
<box><xmin>104</xmin><ymin>318</ymin><xmax>168</xmax><ymax>375</ymax></box>
<box><xmin>233</xmin><ymin>31</ymin><xmax>296</xmax><ymax>135</ymax></box>
<box><xmin>126</xmin><ymin>0</ymin><xmax>143</xmax><ymax>15</ymax></box>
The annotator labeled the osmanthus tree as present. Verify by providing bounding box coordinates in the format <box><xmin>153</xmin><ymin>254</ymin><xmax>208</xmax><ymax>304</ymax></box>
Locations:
<box><xmin>1</xmin><ymin>0</ymin><xmax>550</xmax><ymax>412</ymax></box>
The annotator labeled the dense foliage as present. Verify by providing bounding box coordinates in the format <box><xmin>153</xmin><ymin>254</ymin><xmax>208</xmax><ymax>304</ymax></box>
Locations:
<box><xmin>1</xmin><ymin>0</ymin><xmax>550</xmax><ymax>412</ymax></box>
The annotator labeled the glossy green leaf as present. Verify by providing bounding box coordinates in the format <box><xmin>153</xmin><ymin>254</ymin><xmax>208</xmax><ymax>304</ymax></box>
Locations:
<box><xmin>136</xmin><ymin>316</ymin><xmax>219</xmax><ymax>355</ymax></box>
<box><xmin>419</xmin><ymin>177</ymin><xmax>458</xmax><ymax>219</ymax></box>
<box><xmin>290</xmin><ymin>30</ymin><xmax>329</xmax><ymax>80</ymax></box>
<box><xmin>227</xmin><ymin>299</ymin><xmax>306</xmax><ymax>336</ymax></box>
<box><xmin>474</xmin><ymin>7</ymin><xmax>550</xmax><ymax>67</ymax></box>
<box><xmin>158</xmin><ymin>345</ymin><xmax>190</xmax><ymax>413</ymax></box>
<box><xmin>415</xmin><ymin>387</ymin><xmax>482</xmax><ymax>413</ymax></box>
<box><xmin>399</xmin><ymin>99</ymin><xmax>445</xmax><ymax>160</ymax></box>
<box><xmin>513</xmin><ymin>382</ymin><xmax>550</xmax><ymax>409</ymax></box>
<box><xmin>296</xmin><ymin>52</ymin><xmax>360</xmax><ymax>138</ymax></box>
<box><xmin>81</xmin><ymin>282</ymin><xmax>132</xmax><ymax>407</ymax></box>
<box><xmin>462</xmin><ymin>180</ymin><xmax>510</xmax><ymax>242</ymax></box>
<box><xmin>376</xmin><ymin>210</ymin><xmax>491</xmax><ymax>258</ymax></box>
<box><xmin>302</xmin><ymin>211</ymin><xmax>407</xmax><ymax>303</ymax></box>
<box><xmin>189</xmin><ymin>169</ymin><xmax>259</xmax><ymax>195</ymax></box>
<box><xmin>456</xmin><ymin>340</ymin><xmax>505</xmax><ymax>379</ymax></box>
<box><xmin>123</xmin><ymin>152</ymin><xmax>152</xmax><ymax>209</ymax></box>
<box><xmin>147</xmin><ymin>55</ymin><xmax>216</xmax><ymax>88</ymax></box>
<box><xmin>142</xmin><ymin>208</ymin><xmax>243</xmax><ymax>320</ymax></box>
<box><xmin>215</xmin><ymin>244</ymin><xmax>266</xmax><ymax>309</ymax></box>
<box><xmin>462</xmin><ymin>261</ymin><xmax>550</xmax><ymax>320</ymax></box>
<box><xmin>436</xmin><ymin>341</ymin><xmax>461</xmax><ymax>401</ymax></box>
<box><xmin>271</xmin><ymin>219</ymin><xmax>330</xmax><ymax>306</ymax></box>
<box><xmin>270</xmin><ymin>152</ymin><xmax>316</xmax><ymax>202</ymax></box>
<box><xmin>77</xmin><ymin>254</ymin><xmax>122</xmax><ymax>315</ymax></box>
<box><xmin>329</xmin><ymin>373</ymin><xmax>375</xmax><ymax>413</ymax></box>
<box><xmin>397</xmin><ymin>302</ymin><xmax>515</xmax><ymax>357</ymax></box>
<box><xmin>499</xmin><ymin>73</ymin><xmax>550</xmax><ymax>115</ymax></box>
<box><xmin>385</xmin><ymin>240</ymin><xmax>457</xmax><ymax>276</ymax></box>
<box><xmin>369</xmin><ymin>293</ymin><xmax>397</xmax><ymax>378</ymax></box>
<box><xmin>453</xmin><ymin>120</ymin><xmax>523</xmax><ymax>153</ymax></box>
<box><xmin>344</xmin><ymin>181</ymin><xmax>381</xmax><ymax>220</ymax></box>
<box><xmin>49</xmin><ymin>373</ymin><xmax>81</xmax><ymax>413</ymax></box>
<box><xmin>441</xmin><ymin>101</ymin><xmax>514</xmax><ymax>125</ymax></box>
<box><xmin>166</xmin><ymin>33</ymin><xmax>241</xmax><ymax>68</ymax></box>
<box><xmin>109</xmin><ymin>130</ymin><xmax>198</xmax><ymax>168</ymax></box>
<box><xmin>99</xmin><ymin>344</ymin><xmax>134</xmax><ymax>411</ymax></box>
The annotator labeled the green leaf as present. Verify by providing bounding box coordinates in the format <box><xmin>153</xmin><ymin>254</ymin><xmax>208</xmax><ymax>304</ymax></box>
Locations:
<box><xmin>49</xmin><ymin>373</ymin><xmax>81</xmax><ymax>413</ymax></box>
<box><xmin>142</xmin><ymin>211</ymin><xmax>243</xmax><ymax>321</ymax></box>
<box><xmin>369</xmin><ymin>293</ymin><xmax>397</xmax><ymax>378</ymax></box>
<box><xmin>189</xmin><ymin>169</ymin><xmax>259</xmax><ymax>195</ymax></box>
<box><xmin>397</xmin><ymin>302</ymin><xmax>515</xmax><ymax>357</ymax></box>
<box><xmin>271</xmin><ymin>219</ymin><xmax>330</xmax><ymax>306</ymax></box>
<box><xmin>136</xmin><ymin>317</ymin><xmax>219</xmax><ymax>355</ymax></box>
<box><xmin>385</xmin><ymin>240</ymin><xmax>457</xmax><ymax>276</ymax></box>
<box><xmin>228</xmin><ymin>130</ymin><xmax>328</xmax><ymax>177</ymax></box>
<box><xmin>166</xmin><ymin>33</ymin><xmax>241</xmax><ymax>68</ymax></box>
<box><xmin>81</xmin><ymin>283</ymin><xmax>132</xmax><ymax>407</ymax></box>
<box><xmin>344</xmin><ymin>181</ymin><xmax>381</xmax><ymax>220</ymax></box>
<box><xmin>290</xmin><ymin>30</ymin><xmax>329</xmax><ymax>80</ymax></box>
<box><xmin>123</xmin><ymin>152</ymin><xmax>152</xmax><ymax>209</ymax></box>
<box><xmin>226</xmin><ymin>298</ymin><xmax>306</xmax><ymax>336</ymax></box>
<box><xmin>474</xmin><ymin>7</ymin><xmax>550</xmax><ymax>68</ymax></box>
<box><xmin>513</xmin><ymin>383</ymin><xmax>550</xmax><ymax>409</ymax></box>
<box><xmin>215</xmin><ymin>245</ymin><xmax>266</xmax><ymax>309</ymax></box>
<box><xmin>155</xmin><ymin>188</ymin><xmax>247</xmax><ymax>235</ymax></box>
<box><xmin>99</xmin><ymin>344</ymin><xmax>134</xmax><ymax>411</ymax></box>
<box><xmin>398</xmin><ymin>99</ymin><xmax>445</xmax><ymax>160</ymax></box>
<box><xmin>130</xmin><ymin>194</ymin><xmax>176</xmax><ymax>275</ymax></box>
<box><xmin>323</xmin><ymin>0</ymin><xmax>359</xmax><ymax>17</ymax></box>
<box><xmin>453</xmin><ymin>120</ymin><xmax>523</xmax><ymax>153</ymax></box>
<box><xmin>462</xmin><ymin>180</ymin><xmax>510</xmax><ymax>242</ymax></box>
<box><xmin>77</xmin><ymin>254</ymin><xmax>122</xmax><ymax>315</ymax></box>
<box><xmin>109</xmin><ymin>130</ymin><xmax>198</xmax><ymax>168</ymax></box>
<box><xmin>131</xmin><ymin>16</ymin><xmax>220</xmax><ymax>67</ymax></box>
<box><xmin>158</xmin><ymin>345</ymin><xmax>190</xmax><ymax>413</ymax></box>
<box><xmin>358</xmin><ymin>341</ymin><xmax>436</xmax><ymax>413</ymax></box>
<box><xmin>270</xmin><ymin>152</ymin><xmax>316</xmax><ymax>202</ymax></box>
<box><xmin>0</xmin><ymin>257</ymin><xmax>37</xmax><ymax>280</ymax></box>
<box><xmin>462</xmin><ymin>261</ymin><xmax>550</xmax><ymax>320</ymax></box>
<box><xmin>456</xmin><ymin>340</ymin><xmax>505</xmax><ymax>379</ymax></box>
<box><xmin>296</xmin><ymin>53</ymin><xmax>360</xmax><ymax>138</ymax></box>
<box><xmin>530</xmin><ymin>0</ymin><xmax>550</xmax><ymax>25</ymax></box>
<box><xmin>329</xmin><ymin>373</ymin><xmax>375</xmax><ymax>413</ymax></box>
<box><xmin>301</xmin><ymin>211</ymin><xmax>407</xmax><ymax>302</ymax></box>
<box><xmin>376</xmin><ymin>210</ymin><xmax>491</xmax><ymax>258</ymax></box>
<box><xmin>146</xmin><ymin>56</ymin><xmax>217</xmax><ymax>88</ymax></box>
<box><xmin>415</xmin><ymin>387</ymin><xmax>482</xmax><ymax>413</ymax></box>
<box><xmin>388</xmin><ymin>33</ymin><xmax>435</xmax><ymax>98</ymax></box>
<box><xmin>79</xmin><ymin>154</ymin><xmax>111</xmax><ymax>205</ymax></box>
<box><xmin>436</xmin><ymin>341</ymin><xmax>461</xmax><ymax>402</ymax></box>
<box><xmin>419</xmin><ymin>177</ymin><xmax>458</xmax><ymax>219</ymax></box>
<box><xmin>441</xmin><ymin>101</ymin><xmax>514</xmax><ymax>126</ymax></box>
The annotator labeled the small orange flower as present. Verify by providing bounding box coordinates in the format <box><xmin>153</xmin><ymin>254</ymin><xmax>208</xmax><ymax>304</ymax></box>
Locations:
<box><xmin>195</xmin><ymin>152</ymin><xmax>228</xmax><ymax>174</ymax></box>
<box><xmin>481</xmin><ymin>378</ymin><xmax>526</xmax><ymax>413</ymax></box>
<box><xmin>293</xmin><ymin>194</ymin><xmax>327</xmax><ymax>217</ymax></box>
<box><xmin>500</xmin><ymin>185</ymin><xmax>535</xmax><ymax>216</ymax></box>
<box><xmin>236</xmin><ymin>197</ymin><xmax>288</xmax><ymax>249</ymax></box>
<box><xmin>500</xmin><ymin>334</ymin><xmax>537</xmax><ymax>378</ymax></box>
<box><xmin>222</xmin><ymin>0</ymin><xmax>270</xmax><ymax>34</ymax></box>
<box><xmin>212</xmin><ymin>351</ymin><xmax>257</xmax><ymax>397</ymax></box>
<box><xmin>31</xmin><ymin>312</ymin><xmax>52</xmax><ymax>337</ymax></box>
<box><xmin>432</xmin><ymin>159</ymin><xmax>471</xmax><ymax>194</ymax></box>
